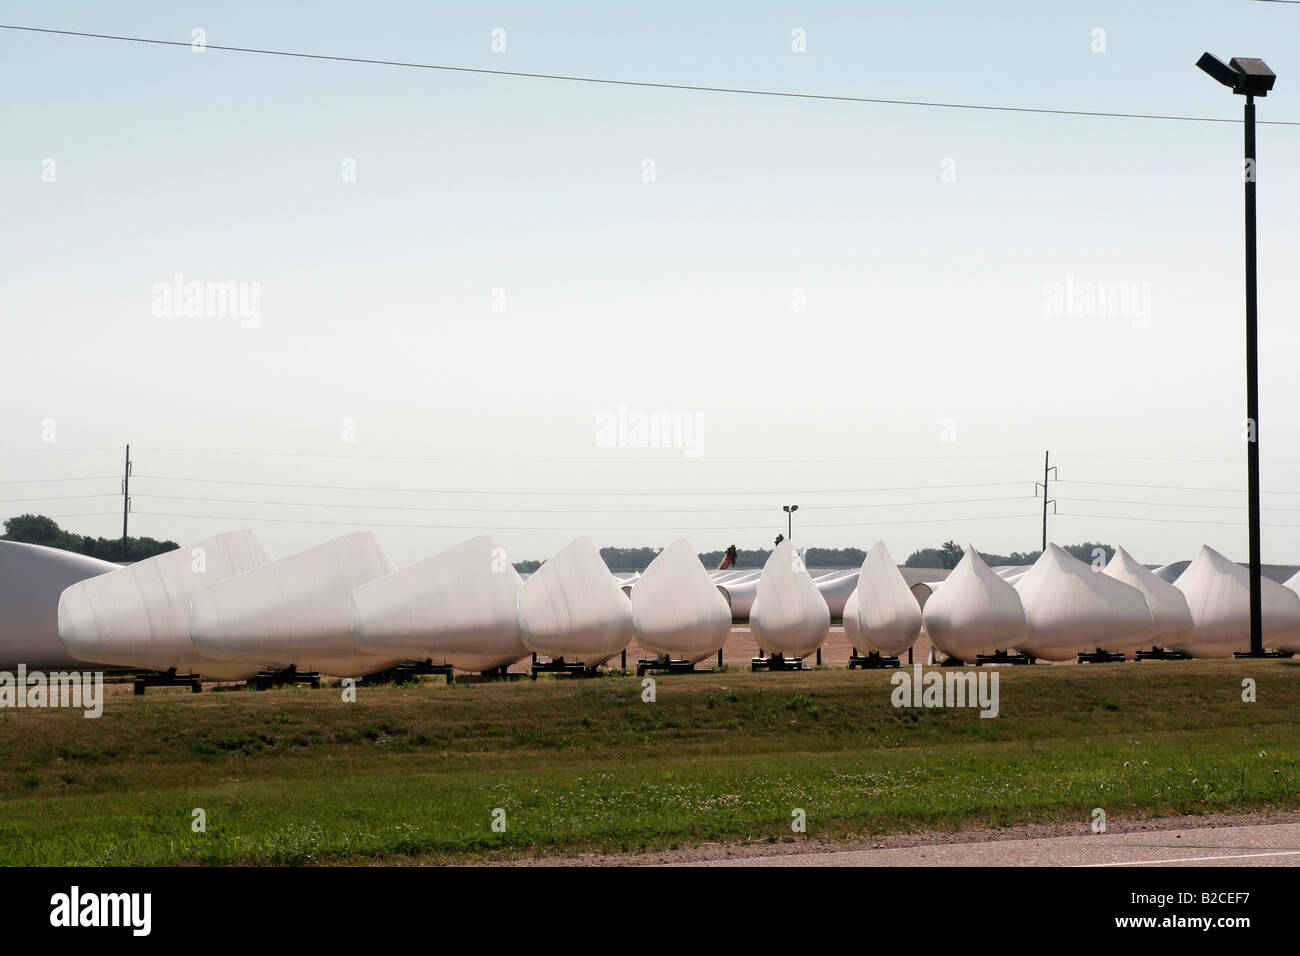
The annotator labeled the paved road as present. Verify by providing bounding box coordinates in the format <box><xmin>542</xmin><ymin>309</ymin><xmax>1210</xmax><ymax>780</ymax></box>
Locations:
<box><xmin>687</xmin><ymin>822</ymin><xmax>1300</xmax><ymax>867</ymax></box>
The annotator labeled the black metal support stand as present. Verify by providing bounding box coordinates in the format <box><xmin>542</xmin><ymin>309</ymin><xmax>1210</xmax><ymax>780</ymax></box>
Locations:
<box><xmin>1134</xmin><ymin>647</ymin><xmax>1191</xmax><ymax>661</ymax></box>
<box><xmin>383</xmin><ymin>659</ymin><xmax>455</xmax><ymax>684</ymax></box>
<box><xmin>250</xmin><ymin>667</ymin><xmax>321</xmax><ymax>690</ymax></box>
<box><xmin>848</xmin><ymin>651</ymin><xmax>901</xmax><ymax>670</ymax></box>
<box><xmin>1077</xmin><ymin>649</ymin><xmax>1126</xmax><ymax>664</ymax></box>
<box><xmin>974</xmin><ymin>651</ymin><xmax>1034</xmax><ymax>666</ymax></box>
<box><xmin>133</xmin><ymin>669</ymin><xmax>202</xmax><ymax>695</ymax></box>
<box><xmin>636</xmin><ymin>656</ymin><xmax>711</xmax><ymax>677</ymax></box>
<box><xmin>750</xmin><ymin>653</ymin><xmax>806</xmax><ymax>672</ymax></box>
<box><xmin>529</xmin><ymin>657</ymin><xmax>593</xmax><ymax>679</ymax></box>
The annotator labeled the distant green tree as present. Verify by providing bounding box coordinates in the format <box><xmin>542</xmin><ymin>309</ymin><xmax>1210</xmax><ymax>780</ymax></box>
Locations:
<box><xmin>518</xmin><ymin>541</ymin><xmax>1115</xmax><ymax>573</ymax></box>
<box><xmin>803</xmin><ymin>547</ymin><xmax>866</xmax><ymax>569</ymax></box>
<box><xmin>3</xmin><ymin>514</ymin><xmax>179</xmax><ymax>562</ymax></box>
<box><xmin>904</xmin><ymin>540</ymin><xmax>1114</xmax><ymax>570</ymax></box>
<box><xmin>1064</xmin><ymin>542</ymin><xmax>1115</xmax><ymax>567</ymax></box>
<box><xmin>697</xmin><ymin>547</ymin><xmax>871</xmax><ymax>570</ymax></box>
<box><xmin>982</xmin><ymin>550</ymin><xmax>1041</xmax><ymax>566</ymax></box>
<box><xmin>1</xmin><ymin>514</ymin><xmax>81</xmax><ymax>551</ymax></box>
<box><xmin>699</xmin><ymin>548</ymin><xmax>771</xmax><ymax>570</ymax></box>
<box><xmin>903</xmin><ymin>547</ymin><xmax>946</xmax><ymax>569</ymax></box>
<box><xmin>599</xmin><ymin>546</ymin><xmax>663</xmax><ymax>572</ymax></box>
<box><xmin>939</xmin><ymin>540</ymin><xmax>964</xmax><ymax>570</ymax></box>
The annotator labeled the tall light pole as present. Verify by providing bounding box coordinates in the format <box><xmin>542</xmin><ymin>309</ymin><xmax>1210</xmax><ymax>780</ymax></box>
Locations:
<box><xmin>783</xmin><ymin>504</ymin><xmax>798</xmax><ymax>541</ymax></box>
<box><xmin>1196</xmin><ymin>52</ymin><xmax>1276</xmax><ymax>657</ymax></box>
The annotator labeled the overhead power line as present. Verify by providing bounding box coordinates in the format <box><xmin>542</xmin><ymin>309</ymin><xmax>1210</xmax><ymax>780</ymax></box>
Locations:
<box><xmin>131</xmin><ymin>509</ymin><xmax>1039</xmax><ymax>532</ymax></box>
<box><xmin>0</xmin><ymin>446</ymin><xmax>121</xmax><ymax>455</ymax></box>
<box><xmin>130</xmin><ymin>473</ymin><xmax>1300</xmax><ymax>499</ymax></box>
<box><xmin>134</xmin><ymin>474</ymin><xmax>1031</xmax><ymax>497</ymax></box>
<box><xmin>1064</xmin><ymin>496</ymin><xmax>1300</xmax><ymax>513</ymax></box>
<box><xmin>12</xmin><ymin>445</ymin><xmax>1300</xmax><ymax>467</ymax></box>
<box><xmin>1060</xmin><ymin>479</ymin><xmax>1300</xmax><ymax>495</ymax></box>
<box><xmin>131</xmin><ymin>446</ymin><xmax>1042</xmax><ymax>466</ymax></box>
<box><xmin>1062</xmin><ymin>453</ymin><xmax>1300</xmax><ymax>466</ymax></box>
<box><xmin>2</xmin><ymin>24</ymin><xmax>1298</xmax><ymax>126</ymax></box>
<box><xmin>8</xmin><ymin>444</ymin><xmax>1300</xmax><ymax>467</ymax></box>
<box><xmin>1060</xmin><ymin>511</ymin><xmax>1300</xmax><ymax>529</ymax></box>
<box><xmin>0</xmin><ymin>475</ymin><xmax>117</xmax><ymax>485</ymax></box>
<box><xmin>135</xmin><ymin>492</ymin><xmax>1032</xmax><ymax>514</ymax></box>
<box><xmin>0</xmin><ymin>493</ymin><xmax>119</xmax><ymax>503</ymax></box>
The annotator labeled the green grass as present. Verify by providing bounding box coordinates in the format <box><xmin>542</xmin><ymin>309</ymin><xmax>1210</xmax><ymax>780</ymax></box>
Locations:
<box><xmin>1</xmin><ymin>661</ymin><xmax>1297</xmax><ymax>864</ymax></box>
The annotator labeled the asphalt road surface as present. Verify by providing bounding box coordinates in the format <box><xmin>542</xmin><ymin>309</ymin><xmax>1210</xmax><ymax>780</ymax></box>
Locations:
<box><xmin>687</xmin><ymin>822</ymin><xmax>1300</xmax><ymax>867</ymax></box>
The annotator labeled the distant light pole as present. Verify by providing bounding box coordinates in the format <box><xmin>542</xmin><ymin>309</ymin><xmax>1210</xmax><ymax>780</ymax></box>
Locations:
<box><xmin>1196</xmin><ymin>52</ymin><xmax>1276</xmax><ymax>658</ymax></box>
<box><xmin>783</xmin><ymin>504</ymin><xmax>798</xmax><ymax>540</ymax></box>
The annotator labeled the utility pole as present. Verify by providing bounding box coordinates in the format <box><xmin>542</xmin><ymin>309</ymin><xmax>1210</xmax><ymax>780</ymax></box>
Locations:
<box><xmin>1034</xmin><ymin>451</ymin><xmax>1057</xmax><ymax>551</ymax></box>
<box><xmin>121</xmin><ymin>443</ymin><xmax>132</xmax><ymax>562</ymax></box>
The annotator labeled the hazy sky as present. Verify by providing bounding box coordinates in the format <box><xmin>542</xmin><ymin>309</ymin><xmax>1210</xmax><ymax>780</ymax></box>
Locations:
<box><xmin>4</xmin><ymin>1</ymin><xmax>1299</xmax><ymax>567</ymax></box>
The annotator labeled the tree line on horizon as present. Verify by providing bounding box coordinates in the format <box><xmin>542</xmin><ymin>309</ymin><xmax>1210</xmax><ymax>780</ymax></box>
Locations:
<box><xmin>903</xmin><ymin>540</ymin><xmax>1115</xmax><ymax>570</ymax></box>
<box><xmin>593</xmin><ymin>542</ymin><xmax>1116</xmax><ymax>573</ymax></box>
<box><xmin>2</xmin><ymin>514</ymin><xmax>179</xmax><ymax>563</ymax></box>
<box><xmin>3</xmin><ymin>514</ymin><xmax>1114</xmax><ymax>575</ymax></box>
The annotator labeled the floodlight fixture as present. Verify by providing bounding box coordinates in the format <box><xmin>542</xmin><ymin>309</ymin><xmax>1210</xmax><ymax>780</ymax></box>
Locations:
<box><xmin>1196</xmin><ymin>52</ymin><xmax>1276</xmax><ymax>97</ymax></box>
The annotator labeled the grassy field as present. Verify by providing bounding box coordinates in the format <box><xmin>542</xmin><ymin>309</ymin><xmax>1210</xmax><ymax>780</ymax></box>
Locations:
<box><xmin>1</xmin><ymin>660</ymin><xmax>1297</xmax><ymax>865</ymax></box>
